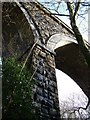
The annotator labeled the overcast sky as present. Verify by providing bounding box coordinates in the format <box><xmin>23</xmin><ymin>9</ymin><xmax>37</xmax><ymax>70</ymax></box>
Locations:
<box><xmin>56</xmin><ymin>69</ymin><xmax>88</xmax><ymax>107</ymax></box>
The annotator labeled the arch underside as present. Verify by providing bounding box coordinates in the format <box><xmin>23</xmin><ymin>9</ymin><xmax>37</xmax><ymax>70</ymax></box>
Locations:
<box><xmin>2</xmin><ymin>2</ymin><xmax>34</xmax><ymax>58</ymax></box>
<box><xmin>47</xmin><ymin>34</ymin><xmax>90</xmax><ymax>100</ymax></box>
<box><xmin>55</xmin><ymin>43</ymin><xmax>90</xmax><ymax>100</ymax></box>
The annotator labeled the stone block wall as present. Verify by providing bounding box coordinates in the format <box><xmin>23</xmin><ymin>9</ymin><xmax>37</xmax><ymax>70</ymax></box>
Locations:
<box><xmin>31</xmin><ymin>43</ymin><xmax>60</xmax><ymax>120</ymax></box>
<box><xmin>23</xmin><ymin>2</ymin><xmax>75</xmax><ymax>45</ymax></box>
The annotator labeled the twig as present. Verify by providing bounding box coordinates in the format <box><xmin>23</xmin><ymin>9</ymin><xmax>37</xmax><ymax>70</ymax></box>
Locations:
<box><xmin>20</xmin><ymin>41</ymin><xmax>38</xmax><ymax>75</ymax></box>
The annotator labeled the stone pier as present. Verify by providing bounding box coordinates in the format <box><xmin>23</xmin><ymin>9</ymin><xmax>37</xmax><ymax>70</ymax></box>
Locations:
<box><xmin>31</xmin><ymin>43</ymin><xmax>60</xmax><ymax>120</ymax></box>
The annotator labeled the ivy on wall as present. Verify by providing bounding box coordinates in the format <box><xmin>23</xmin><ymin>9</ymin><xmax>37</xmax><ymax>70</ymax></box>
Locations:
<box><xmin>2</xmin><ymin>57</ymin><xmax>38</xmax><ymax>120</ymax></box>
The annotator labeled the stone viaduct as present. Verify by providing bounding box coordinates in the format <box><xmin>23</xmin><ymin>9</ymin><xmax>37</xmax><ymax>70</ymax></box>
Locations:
<box><xmin>2</xmin><ymin>1</ymin><xmax>90</xmax><ymax>120</ymax></box>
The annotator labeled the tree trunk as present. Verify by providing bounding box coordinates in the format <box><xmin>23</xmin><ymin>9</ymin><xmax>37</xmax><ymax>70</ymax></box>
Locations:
<box><xmin>67</xmin><ymin>2</ymin><xmax>90</xmax><ymax>67</ymax></box>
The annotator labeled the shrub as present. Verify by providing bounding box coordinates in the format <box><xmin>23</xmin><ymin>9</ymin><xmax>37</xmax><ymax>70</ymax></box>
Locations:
<box><xmin>2</xmin><ymin>57</ymin><xmax>35</xmax><ymax>120</ymax></box>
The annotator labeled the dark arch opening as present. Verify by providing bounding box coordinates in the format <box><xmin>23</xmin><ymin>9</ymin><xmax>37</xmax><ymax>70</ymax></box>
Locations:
<box><xmin>2</xmin><ymin>2</ymin><xmax>34</xmax><ymax>58</ymax></box>
<box><xmin>55</xmin><ymin>43</ymin><xmax>90</xmax><ymax>100</ymax></box>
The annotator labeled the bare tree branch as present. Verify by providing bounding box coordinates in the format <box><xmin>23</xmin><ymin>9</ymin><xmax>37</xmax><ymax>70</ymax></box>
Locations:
<box><xmin>81</xmin><ymin>2</ymin><xmax>90</xmax><ymax>6</ymax></box>
<box><xmin>66</xmin><ymin>1</ymin><xmax>90</xmax><ymax>67</ymax></box>
<box><xmin>67</xmin><ymin>1</ymin><xmax>74</xmax><ymax>19</ymax></box>
<box><xmin>74</xmin><ymin>0</ymin><xmax>81</xmax><ymax>18</ymax></box>
<box><xmin>50</xmin><ymin>13</ymin><xmax>69</xmax><ymax>16</ymax></box>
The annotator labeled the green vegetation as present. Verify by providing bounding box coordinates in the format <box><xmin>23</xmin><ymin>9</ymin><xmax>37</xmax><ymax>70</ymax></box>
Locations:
<box><xmin>2</xmin><ymin>57</ymin><xmax>36</xmax><ymax>120</ymax></box>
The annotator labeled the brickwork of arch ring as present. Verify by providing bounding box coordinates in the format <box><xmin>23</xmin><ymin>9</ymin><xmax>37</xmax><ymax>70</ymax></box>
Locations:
<box><xmin>46</xmin><ymin>33</ymin><xmax>77</xmax><ymax>51</ymax></box>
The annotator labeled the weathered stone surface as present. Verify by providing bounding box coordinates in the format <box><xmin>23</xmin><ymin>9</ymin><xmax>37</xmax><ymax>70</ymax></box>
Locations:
<box><xmin>24</xmin><ymin>2</ymin><xmax>74</xmax><ymax>47</ymax></box>
<box><xmin>32</xmin><ymin>44</ymin><xmax>60</xmax><ymax>119</ymax></box>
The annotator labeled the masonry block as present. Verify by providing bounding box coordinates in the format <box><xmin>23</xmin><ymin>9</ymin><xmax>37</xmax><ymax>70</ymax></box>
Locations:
<box><xmin>32</xmin><ymin>43</ymin><xmax>60</xmax><ymax>120</ymax></box>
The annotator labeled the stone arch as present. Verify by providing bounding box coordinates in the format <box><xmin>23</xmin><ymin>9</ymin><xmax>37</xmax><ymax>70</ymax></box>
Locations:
<box><xmin>46</xmin><ymin>33</ymin><xmax>77</xmax><ymax>51</ymax></box>
<box><xmin>47</xmin><ymin>33</ymin><xmax>90</xmax><ymax>100</ymax></box>
<box><xmin>2</xmin><ymin>2</ymin><xmax>90</xmax><ymax>119</ymax></box>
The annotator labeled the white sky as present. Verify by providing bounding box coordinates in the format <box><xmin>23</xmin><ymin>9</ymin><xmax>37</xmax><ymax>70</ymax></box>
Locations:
<box><xmin>56</xmin><ymin>69</ymin><xmax>88</xmax><ymax>107</ymax></box>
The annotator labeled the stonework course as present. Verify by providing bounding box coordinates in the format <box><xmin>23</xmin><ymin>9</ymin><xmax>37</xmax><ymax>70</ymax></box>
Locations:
<box><xmin>32</xmin><ymin>43</ymin><xmax>60</xmax><ymax>119</ymax></box>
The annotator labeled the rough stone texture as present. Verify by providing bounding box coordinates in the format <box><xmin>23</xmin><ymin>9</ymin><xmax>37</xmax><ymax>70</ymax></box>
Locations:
<box><xmin>32</xmin><ymin>43</ymin><xmax>60</xmax><ymax>120</ymax></box>
<box><xmin>23</xmin><ymin>2</ymin><xmax>75</xmax><ymax>45</ymax></box>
